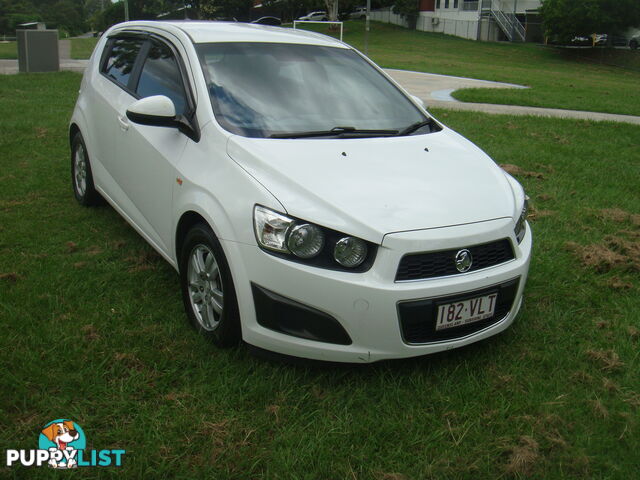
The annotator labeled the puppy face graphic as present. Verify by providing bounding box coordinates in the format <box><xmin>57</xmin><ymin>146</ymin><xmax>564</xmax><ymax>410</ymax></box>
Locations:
<box><xmin>41</xmin><ymin>421</ymin><xmax>79</xmax><ymax>450</ymax></box>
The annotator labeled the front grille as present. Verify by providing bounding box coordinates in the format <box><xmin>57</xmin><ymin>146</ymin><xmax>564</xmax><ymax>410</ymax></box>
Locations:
<box><xmin>396</xmin><ymin>238</ymin><xmax>514</xmax><ymax>281</ymax></box>
<box><xmin>398</xmin><ymin>278</ymin><xmax>520</xmax><ymax>344</ymax></box>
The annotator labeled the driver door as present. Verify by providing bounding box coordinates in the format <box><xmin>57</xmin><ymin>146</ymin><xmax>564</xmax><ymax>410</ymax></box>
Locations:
<box><xmin>111</xmin><ymin>37</ymin><xmax>193</xmax><ymax>255</ymax></box>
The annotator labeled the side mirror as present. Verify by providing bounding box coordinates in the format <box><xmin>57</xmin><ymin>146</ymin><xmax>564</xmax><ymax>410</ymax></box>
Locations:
<box><xmin>126</xmin><ymin>95</ymin><xmax>177</xmax><ymax>127</ymax></box>
<box><xmin>410</xmin><ymin>95</ymin><xmax>426</xmax><ymax>110</ymax></box>
<box><xmin>126</xmin><ymin>95</ymin><xmax>200</xmax><ymax>142</ymax></box>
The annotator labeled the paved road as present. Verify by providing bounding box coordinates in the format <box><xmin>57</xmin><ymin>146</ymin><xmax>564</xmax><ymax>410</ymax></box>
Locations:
<box><xmin>1</xmin><ymin>52</ymin><xmax>639</xmax><ymax>125</ymax></box>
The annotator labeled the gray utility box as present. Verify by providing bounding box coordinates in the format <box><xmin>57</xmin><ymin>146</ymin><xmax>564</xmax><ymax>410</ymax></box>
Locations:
<box><xmin>17</xmin><ymin>29</ymin><xmax>59</xmax><ymax>73</ymax></box>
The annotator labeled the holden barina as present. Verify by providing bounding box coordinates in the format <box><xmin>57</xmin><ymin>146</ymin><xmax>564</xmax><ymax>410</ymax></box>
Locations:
<box><xmin>70</xmin><ymin>21</ymin><xmax>532</xmax><ymax>362</ymax></box>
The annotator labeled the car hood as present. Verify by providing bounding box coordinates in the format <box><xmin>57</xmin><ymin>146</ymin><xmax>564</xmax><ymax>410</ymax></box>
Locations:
<box><xmin>227</xmin><ymin>129</ymin><xmax>516</xmax><ymax>244</ymax></box>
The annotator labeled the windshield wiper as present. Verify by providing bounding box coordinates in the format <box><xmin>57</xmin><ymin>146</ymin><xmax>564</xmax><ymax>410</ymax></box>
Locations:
<box><xmin>397</xmin><ymin>118</ymin><xmax>437</xmax><ymax>136</ymax></box>
<box><xmin>270</xmin><ymin>126</ymin><xmax>399</xmax><ymax>139</ymax></box>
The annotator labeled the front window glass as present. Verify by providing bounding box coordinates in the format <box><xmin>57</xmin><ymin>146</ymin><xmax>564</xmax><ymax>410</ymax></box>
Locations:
<box><xmin>136</xmin><ymin>40</ymin><xmax>188</xmax><ymax>115</ymax></box>
<box><xmin>196</xmin><ymin>42</ymin><xmax>426</xmax><ymax>138</ymax></box>
<box><xmin>102</xmin><ymin>37</ymin><xmax>144</xmax><ymax>88</ymax></box>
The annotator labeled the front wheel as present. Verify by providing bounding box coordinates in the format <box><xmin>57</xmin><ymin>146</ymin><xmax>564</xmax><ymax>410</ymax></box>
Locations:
<box><xmin>179</xmin><ymin>223</ymin><xmax>241</xmax><ymax>347</ymax></box>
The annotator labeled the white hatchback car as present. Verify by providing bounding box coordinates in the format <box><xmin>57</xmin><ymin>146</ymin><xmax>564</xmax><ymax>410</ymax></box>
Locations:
<box><xmin>297</xmin><ymin>11</ymin><xmax>328</xmax><ymax>21</ymax></box>
<box><xmin>70</xmin><ymin>21</ymin><xmax>531</xmax><ymax>363</ymax></box>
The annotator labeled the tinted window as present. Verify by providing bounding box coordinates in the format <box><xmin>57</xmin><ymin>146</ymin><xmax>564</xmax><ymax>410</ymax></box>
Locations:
<box><xmin>103</xmin><ymin>37</ymin><xmax>144</xmax><ymax>87</ymax></box>
<box><xmin>136</xmin><ymin>41</ymin><xmax>187</xmax><ymax>115</ymax></box>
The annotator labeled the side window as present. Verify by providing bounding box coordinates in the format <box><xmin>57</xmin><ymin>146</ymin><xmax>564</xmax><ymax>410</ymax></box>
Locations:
<box><xmin>135</xmin><ymin>40</ymin><xmax>188</xmax><ymax>116</ymax></box>
<box><xmin>102</xmin><ymin>37</ymin><xmax>144</xmax><ymax>88</ymax></box>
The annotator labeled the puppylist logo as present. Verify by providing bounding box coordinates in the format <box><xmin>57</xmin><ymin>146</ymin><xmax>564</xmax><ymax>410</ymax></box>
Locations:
<box><xmin>6</xmin><ymin>419</ymin><xmax>125</xmax><ymax>469</ymax></box>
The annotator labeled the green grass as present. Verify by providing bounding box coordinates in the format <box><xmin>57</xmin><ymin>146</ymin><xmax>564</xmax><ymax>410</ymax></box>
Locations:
<box><xmin>0</xmin><ymin>41</ymin><xmax>17</xmax><ymax>59</ymax></box>
<box><xmin>300</xmin><ymin>21</ymin><xmax>640</xmax><ymax>116</ymax></box>
<box><xmin>70</xmin><ymin>37</ymin><xmax>98</xmax><ymax>60</ymax></box>
<box><xmin>1</xmin><ymin>72</ymin><xmax>639</xmax><ymax>478</ymax></box>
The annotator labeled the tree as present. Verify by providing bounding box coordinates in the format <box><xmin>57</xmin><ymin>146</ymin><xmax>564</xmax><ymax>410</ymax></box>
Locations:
<box><xmin>323</xmin><ymin>0</ymin><xmax>337</xmax><ymax>21</ymax></box>
<box><xmin>95</xmin><ymin>0</ymin><xmax>178</xmax><ymax>30</ymax></box>
<box><xmin>0</xmin><ymin>0</ymin><xmax>39</xmax><ymax>34</ymax></box>
<box><xmin>199</xmin><ymin>0</ymin><xmax>253</xmax><ymax>20</ymax></box>
<box><xmin>44</xmin><ymin>0</ymin><xmax>86</xmax><ymax>36</ymax></box>
<box><xmin>541</xmin><ymin>0</ymin><xmax>640</xmax><ymax>43</ymax></box>
<box><xmin>392</xmin><ymin>0</ymin><xmax>418</xmax><ymax>29</ymax></box>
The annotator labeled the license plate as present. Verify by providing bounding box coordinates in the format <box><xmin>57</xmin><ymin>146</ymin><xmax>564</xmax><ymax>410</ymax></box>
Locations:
<box><xmin>435</xmin><ymin>293</ymin><xmax>498</xmax><ymax>331</ymax></box>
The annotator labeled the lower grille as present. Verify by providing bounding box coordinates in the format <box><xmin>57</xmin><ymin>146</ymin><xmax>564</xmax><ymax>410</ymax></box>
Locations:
<box><xmin>396</xmin><ymin>238</ymin><xmax>515</xmax><ymax>281</ymax></box>
<box><xmin>397</xmin><ymin>278</ymin><xmax>520</xmax><ymax>344</ymax></box>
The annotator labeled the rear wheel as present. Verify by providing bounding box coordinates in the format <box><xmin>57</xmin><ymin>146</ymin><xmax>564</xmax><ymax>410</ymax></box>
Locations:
<box><xmin>630</xmin><ymin>39</ymin><xmax>638</xmax><ymax>50</ymax></box>
<box><xmin>71</xmin><ymin>132</ymin><xmax>101</xmax><ymax>206</ymax></box>
<box><xmin>179</xmin><ymin>223</ymin><xmax>241</xmax><ymax>347</ymax></box>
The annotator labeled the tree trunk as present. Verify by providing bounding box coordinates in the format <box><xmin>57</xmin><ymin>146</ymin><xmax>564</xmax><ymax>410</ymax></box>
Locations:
<box><xmin>324</xmin><ymin>0</ymin><xmax>338</xmax><ymax>21</ymax></box>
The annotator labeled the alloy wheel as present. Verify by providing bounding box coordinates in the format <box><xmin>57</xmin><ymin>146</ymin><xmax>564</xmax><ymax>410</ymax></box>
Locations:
<box><xmin>187</xmin><ymin>244</ymin><xmax>224</xmax><ymax>331</ymax></box>
<box><xmin>74</xmin><ymin>144</ymin><xmax>87</xmax><ymax>198</ymax></box>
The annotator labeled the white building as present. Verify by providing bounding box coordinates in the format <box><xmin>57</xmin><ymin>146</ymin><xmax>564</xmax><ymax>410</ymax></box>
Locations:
<box><xmin>370</xmin><ymin>0</ymin><xmax>543</xmax><ymax>42</ymax></box>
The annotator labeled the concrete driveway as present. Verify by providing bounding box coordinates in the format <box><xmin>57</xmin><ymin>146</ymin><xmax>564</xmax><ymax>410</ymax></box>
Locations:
<box><xmin>385</xmin><ymin>68</ymin><xmax>640</xmax><ymax>125</ymax></box>
<box><xmin>385</xmin><ymin>68</ymin><xmax>527</xmax><ymax>103</ymax></box>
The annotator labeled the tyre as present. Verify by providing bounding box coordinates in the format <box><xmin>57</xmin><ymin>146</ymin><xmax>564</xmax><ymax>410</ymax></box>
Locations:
<box><xmin>630</xmin><ymin>39</ymin><xmax>638</xmax><ymax>50</ymax></box>
<box><xmin>71</xmin><ymin>132</ymin><xmax>101</xmax><ymax>206</ymax></box>
<box><xmin>179</xmin><ymin>223</ymin><xmax>241</xmax><ymax>347</ymax></box>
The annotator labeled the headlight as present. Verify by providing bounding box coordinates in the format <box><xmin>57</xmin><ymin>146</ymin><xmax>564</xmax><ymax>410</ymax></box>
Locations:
<box><xmin>514</xmin><ymin>195</ymin><xmax>529</xmax><ymax>244</ymax></box>
<box><xmin>334</xmin><ymin>237</ymin><xmax>367</xmax><ymax>267</ymax></box>
<box><xmin>253</xmin><ymin>205</ymin><xmax>293</xmax><ymax>252</ymax></box>
<box><xmin>253</xmin><ymin>205</ymin><xmax>375</xmax><ymax>271</ymax></box>
<box><xmin>287</xmin><ymin>223</ymin><xmax>324</xmax><ymax>258</ymax></box>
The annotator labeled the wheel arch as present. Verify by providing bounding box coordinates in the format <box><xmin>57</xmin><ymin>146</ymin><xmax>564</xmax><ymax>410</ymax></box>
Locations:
<box><xmin>175</xmin><ymin>210</ymin><xmax>211</xmax><ymax>263</ymax></box>
<box><xmin>69</xmin><ymin>123</ymin><xmax>81</xmax><ymax>147</ymax></box>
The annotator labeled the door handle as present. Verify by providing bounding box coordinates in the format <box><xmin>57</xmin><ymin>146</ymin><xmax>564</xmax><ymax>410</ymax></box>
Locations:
<box><xmin>117</xmin><ymin>114</ymin><xmax>129</xmax><ymax>131</ymax></box>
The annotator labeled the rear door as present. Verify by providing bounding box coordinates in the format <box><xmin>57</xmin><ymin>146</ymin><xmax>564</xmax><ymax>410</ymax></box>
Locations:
<box><xmin>90</xmin><ymin>34</ymin><xmax>146</xmax><ymax>196</ymax></box>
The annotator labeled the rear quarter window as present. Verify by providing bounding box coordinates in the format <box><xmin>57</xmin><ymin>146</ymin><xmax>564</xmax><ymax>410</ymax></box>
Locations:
<box><xmin>102</xmin><ymin>37</ymin><xmax>144</xmax><ymax>88</ymax></box>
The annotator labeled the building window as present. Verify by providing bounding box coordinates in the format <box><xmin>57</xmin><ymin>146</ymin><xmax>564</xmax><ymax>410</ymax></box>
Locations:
<box><xmin>454</xmin><ymin>0</ymin><xmax>459</xmax><ymax>7</ymax></box>
<box><xmin>436</xmin><ymin>0</ymin><xmax>441</xmax><ymax>8</ymax></box>
<box><xmin>445</xmin><ymin>0</ymin><xmax>449</xmax><ymax>7</ymax></box>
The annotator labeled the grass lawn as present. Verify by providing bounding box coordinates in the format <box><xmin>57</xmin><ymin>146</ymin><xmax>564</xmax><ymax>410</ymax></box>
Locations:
<box><xmin>300</xmin><ymin>21</ymin><xmax>640</xmax><ymax>117</ymax></box>
<box><xmin>1</xmin><ymin>72</ymin><xmax>639</xmax><ymax>478</ymax></box>
<box><xmin>0</xmin><ymin>41</ymin><xmax>17</xmax><ymax>59</ymax></box>
<box><xmin>70</xmin><ymin>37</ymin><xmax>98</xmax><ymax>60</ymax></box>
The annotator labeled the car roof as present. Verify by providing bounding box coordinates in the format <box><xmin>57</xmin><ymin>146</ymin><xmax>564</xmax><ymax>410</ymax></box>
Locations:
<box><xmin>114</xmin><ymin>20</ymin><xmax>347</xmax><ymax>48</ymax></box>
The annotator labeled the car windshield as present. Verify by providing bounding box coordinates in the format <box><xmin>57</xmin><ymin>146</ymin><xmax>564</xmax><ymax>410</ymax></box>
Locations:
<box><xmin>196</xmin><ymin>42</ymin><xmax>428</xmax><ymax>138</ymax></box>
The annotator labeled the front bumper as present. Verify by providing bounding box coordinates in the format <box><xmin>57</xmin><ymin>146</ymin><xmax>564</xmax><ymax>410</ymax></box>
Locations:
<box><xmin>223</xmin><ymin>217</ymin><xmax>532</xmax><ymax>363</ymax></box>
